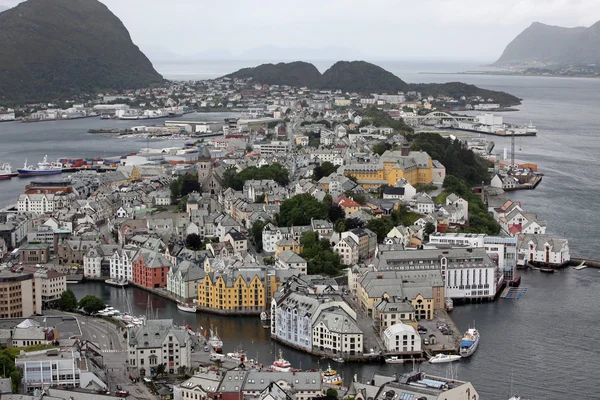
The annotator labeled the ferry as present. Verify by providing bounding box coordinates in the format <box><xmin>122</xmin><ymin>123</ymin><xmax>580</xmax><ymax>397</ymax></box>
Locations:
<box><xmin>321</xmin><ymin>364</ymin><xmax>342</xmax><ymax>385</ymax></box>
<box><xmin>105</xmin><ymin>278</ymin><xmax>128</xmax><ymax>288</ymax></box>
<box><xmin>18</xmin><ymin>156</ymin><xmax>63</xmax><ymax>176</ymax></box>
<box><xmin>454</xmin><ymin>114</ymin><xmax>537</xmax><ymax>137</ymax></box>
<box><xmin>0</xmin><ymin>163</ymin><xmax>12</xmax><ymax>180</ymax></box>
<box><xmin>428</xmin><ymin>353</ymin><xmax>461</xmax><ymax>364</ymax></box>
<box><xmin>271</xmin><ymin>350</ymin><xmax>292</xmax><ymax>372</ymax></box>
<box><xmin>177</xmin><ymin>302</ymin><xmax>197</xmax><ymax>313</ymax></box>
<box><xmin>459</xmin><ymin>328</ymin><xmax>480</xmax><ymax>357</ymax></box>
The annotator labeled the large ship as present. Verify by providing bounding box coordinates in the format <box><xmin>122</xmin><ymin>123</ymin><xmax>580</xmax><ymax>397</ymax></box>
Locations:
<box><xmin>0</xmin><ymin>163</ymin><xmax>12</xmax><ymax>180</ymax></box>
<box><xmin>454</xmin><ymin>113</ymin><xmax>537</xmax><ymax>137</ymax></box>
<box><xmin>18</xmin><ymin>156</ymin><xmax>62</xmax><ymax>176</ymax></box>
<box><xmin>459</xmin><ymin>328</ymin><xmax>480</xmax><ymax>357</ymax></box>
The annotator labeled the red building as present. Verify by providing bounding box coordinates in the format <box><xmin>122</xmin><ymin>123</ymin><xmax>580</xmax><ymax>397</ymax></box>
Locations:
<box><xmin>131</xmin><ymin>250</ymin><xmax>172</xmax><ymax>289</ymax></box>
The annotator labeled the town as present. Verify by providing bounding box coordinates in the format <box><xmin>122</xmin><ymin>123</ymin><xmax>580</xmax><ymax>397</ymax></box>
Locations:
<box><xmin>0</xmin><ymin>76</ymin><xmax>570</xmax><ymax>400</ymax></box>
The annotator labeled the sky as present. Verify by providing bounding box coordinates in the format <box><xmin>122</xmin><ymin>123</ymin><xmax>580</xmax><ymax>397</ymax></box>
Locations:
<box><xmin>0</xmin><ymin>0</ymin><xmax>598</xmax><ymax>62</ymax></box>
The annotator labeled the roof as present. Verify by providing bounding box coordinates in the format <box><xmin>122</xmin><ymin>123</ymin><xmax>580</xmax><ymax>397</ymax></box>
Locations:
<box><xmin>383</xmin><ymin>323</ymin><xmax>418</xmax><ymax>339</ymax></box>
<box><xmin>314</xmin><ymin>306</ymin><xmax>362</xmax><ymax>334</ymax></box>
<box><xmin>277</xmin><ymin>250</ymin><xmax>306</xmax><ymax>264</ymax></box>
<box><xmin>383</xmin><ymin>187</ymin><xmax>405</xmax><ymax>196</ymax></box>
<box><xmin>243</xmin><ymin>371</ymin><xmax>322</xmax><ymax>392</ymax></box>
<box><xmin>129</xmin><ymin>319</ymin><xmax>189</xmax><ymax>348</ymax></box>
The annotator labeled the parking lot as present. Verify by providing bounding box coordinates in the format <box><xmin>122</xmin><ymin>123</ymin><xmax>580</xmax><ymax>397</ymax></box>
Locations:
<box><xmin>417</xmin><ymin>310</ymin><xmax>462</xmax><ymax>354</ymax></box>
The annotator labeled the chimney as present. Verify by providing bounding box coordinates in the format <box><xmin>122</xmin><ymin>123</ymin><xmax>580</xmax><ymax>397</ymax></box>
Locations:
<box><xmin>401</xmin><ymin>141</ymin><xmax>410</xmax><ymax>157</ymax></box>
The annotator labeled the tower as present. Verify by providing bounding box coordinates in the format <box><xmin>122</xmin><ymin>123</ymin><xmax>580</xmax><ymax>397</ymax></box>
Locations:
<box><xmin>197</xmin><ymin>146</ymin><xmax>212</xmax><ymax>187</ymax></box>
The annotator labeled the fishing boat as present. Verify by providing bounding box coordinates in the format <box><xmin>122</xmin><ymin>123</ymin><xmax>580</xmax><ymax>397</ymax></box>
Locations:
<box><xmin>271</xmin><ymin>350</ymin><xmax>292</xmax><ymax>372</ymax></box>
<box><xmin>260</xmin><ymin>311</ymin><xmax>270</xmax><ymax>326</ymax></box>
<box><xmin>18</xmin><ymin>156</ymin><xmax>62</xmax><ymax>176</ymax></box>
<box><xmin>459</xmin><ymin>328</ymin><xmax>480</xmax><ymax>357</ymax></box>
<box><xmin>321</xmin><ymin>364</ymin><xmax>342</xmax><ymax>385</ymax></box>
<box><xmin>227</xmin><ymin>349</ymin><xmax>246</xmax><ymax>363</ymax></box>
<box><xmin>177</xmin><ymin>302</ymin><xmax>197</xmax><ymax>313</ymax></box>
<box><xmin>428</xmin><ymin>353</ymin><xmax>461</xmax><ymax>364</ymax></box>
<box><xmin>385</xmin><ymin>356</ymin><xmax>405</xmax><ymax>364</ymax></box>
<box><xmin>105</xmin><ymin>278</ymin><xmax>128</xmax><ymax>287</ymax></box>
<box><xmin>0</xmin><ymin>163</ymin><xmax>12</xmax><ymax>180</ymax></box>
<box><xmin>445</xmin><ymin>298</ymin><xmax>454</xmax><ymax>312</ymax></box>
<box><xmin>208</xmin><ymin>327</ymin><xmax>223</xmax><ymax>353</ymax></box>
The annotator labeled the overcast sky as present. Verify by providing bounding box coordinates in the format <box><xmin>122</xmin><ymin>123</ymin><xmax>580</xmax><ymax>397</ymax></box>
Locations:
<box><xmin>1</xmin><ymin>0</ymin><xmax>598</xmax><ymax>61</ymax></box>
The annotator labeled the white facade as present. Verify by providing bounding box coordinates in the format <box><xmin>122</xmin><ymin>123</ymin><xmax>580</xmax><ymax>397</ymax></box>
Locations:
<box><xmin>382</xmin><ymin>323</ymin><xmax>421</xmax><ymax>353</ymax></box>
<box><xmin>110</xmin><ymin>248</ymin><xmax>135</xmax><ymax>281</ymax></box>
<box><xmin>312</xmin><ymin>307</ymin><xmax>363</xmax><ymax>355</ymax></box>
<box><xmin>518</xmin><ymin>234</ymin><xmax>570</xmax><ymax>267</ymax></box>
<box><xmin>18</xmin><ymin>194</ymin><xmax>56</xmax><ymax>214</ymax></box>
<box><xmin>83</xmin><ymin>250</ymin><xmax>102</xmax><ymax>278</ymax></box>
<box><xmin>333</xmin><ymin>237</ymin><xmax>359</xmax><ymax>265</ymax></box>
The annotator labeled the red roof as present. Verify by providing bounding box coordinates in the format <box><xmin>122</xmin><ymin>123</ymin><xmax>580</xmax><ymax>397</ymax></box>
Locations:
<box><xmin>508</xmin><ymin>224</ymin><xmax>522</xmax><ymax>235</ymax></box>
<box><xmin>339</xmin><ymin>198</ymin><xmax>361</xmax><ymax>208</ymax></box>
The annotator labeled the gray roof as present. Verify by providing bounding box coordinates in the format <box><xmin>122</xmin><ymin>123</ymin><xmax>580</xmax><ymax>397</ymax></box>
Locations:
<box><xmin>129</xmin><ymin>319</ymin><xmax>189</xmax><ymax>348</ymax></box>
<box><xmin>243</xmin><ymin>371</ymin><xmax>322</xmax><ymax>392</ymax></box>
<box><xmin>277</xmin><ymin>250</ymin><xmax>306</xmax><ymax>264</ymax></box>
<box><xmin>314</xmin><ymin>306</ymin><xmax>362</xmax><ymax>334</ymax></box>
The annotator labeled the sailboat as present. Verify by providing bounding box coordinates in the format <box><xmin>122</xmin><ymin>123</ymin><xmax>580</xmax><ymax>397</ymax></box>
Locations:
<box><xmin>208</xmin><ymin>326</ymin><xmax>223</xmax><ymax>353</ymax></box>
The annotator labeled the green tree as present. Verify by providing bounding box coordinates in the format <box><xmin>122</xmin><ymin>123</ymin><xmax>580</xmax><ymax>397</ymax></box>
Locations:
<box><xmin>326</xmin><ymin>388</ymin><xmax>339</xmax><ymax>400</ymax></box>
<box><xmin>372</xmin><ymin>141</ymin><xmax>389</xmax><ymax>156</ymax></box>
<box><xmin>250</xmin><ymin>220</ymin><xmax>268</xmax><ymax>251</ymax></box>
<box><xmin>185</xmin><ymin>233</ymin><xmax>203</xmax><ymax>250</ymax></box>
<box><xmin>424</xmin><ymin>222</ymin><xmax>436</xmax><ymax>237</ymax></box>
<box><xmin>78</xmin><ymin>295</ymin><xmax>105</xmax><ymax>314</ymax></box>
<box><xmin>222</xmin><ymin>163</ymin><xmax>290</xmax><ymax>190</ymax></box>
<box><xmin>300</xmin><ymin>232</ymin><xmax>342</xmax><ymax>274</ymax></box>
<box><xmin>278</xmin><ymin>194</ymin><xmax>328</xmax><ymax>227</ymax></box>
<box><xmin>170</xmin><ymin>174</ymin><xmax>200</xmax><ymax>203</ymax></box>
<box><xmin>156</xmin><ymin>363</ymin><xmax>166</xmax><ymax>376</ymax></box>
<box><xmin>58</xmin><ymin>289</ymin><xmax>77</xmax><ymax>311</ymax></box>
<box><xmin>10</xmin><ymin>367</ymin><xmax>22</xmax><ymax>393</ymax></box>
<box><xmin>352</xmin><ymin>193</ymin><xmax>367</xmax><ymax>205</ymax></box>
<box><xmin>366</xmin><ymin>218</ymin><xmax>395</xmax><ymax>242</ymax></box>
<box><xmin>327</xmin><ymin>204</ymin><xmax>345</xmax><ymax>223</ymax></box>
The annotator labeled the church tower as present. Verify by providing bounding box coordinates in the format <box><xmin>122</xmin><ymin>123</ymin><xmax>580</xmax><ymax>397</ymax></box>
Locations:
<box><xmin>197</xmin><ymin>146</ymin><xmax>212</xmax><ymax>184</ymax></box>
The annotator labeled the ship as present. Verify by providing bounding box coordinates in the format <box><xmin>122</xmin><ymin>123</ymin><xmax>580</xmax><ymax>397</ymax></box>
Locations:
<box><xmin>177</xmin><ymin>302</ymin><xmax>197</xmax><ymax>313</ymax></box>
<box><xmin>453</xmin><ymin>114</ymin><xmax>538</xmax><ymax>137</ymax></box>
<box><xmin>105</xmin><ymin>278</ymin><xmax>128</xmax><ymax>288</ymax></box>
<box><xmin>459</xmin><ymin>328</ymin><xmax>480</xmax><ymax>357</ymax></box>
<box><xmin>0</xmin><ymin>163</ymin><xmax>12</xmax><ymax>180</ymax></box>
<box><xmin>271</xmin><ymin>350</ymin><xmax>292</xmax><ymax>372</ymax></box>
<box><xmin>428</xmin><ymin>353</ymin><xmax>461</xmax><ymax>364</ymax></box>
<box><xmin>208</xmin><ymin>327</ymin><xmax>223</xmax><ymax>353</ymax></box>
<box><xmin>260</xmin><ymin>311</ymin><xmax>270</xmax><ymax>328</ymax></box>
<box><xmin>18</xmin><ymin>156</ymin><xmax>63</xmax><ymax>176</ymax></box>
<box><xmin>321</xmin><ymin>364</ymin><xmax>342</xmax><ymax>385</ymax></box>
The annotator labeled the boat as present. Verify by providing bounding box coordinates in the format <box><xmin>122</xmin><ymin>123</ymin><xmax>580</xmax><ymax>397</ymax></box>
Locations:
<box><xmin>209</xmin><ymin>352</ymin><xmax>226</xmax><ymax>362</ymax></box>
<box><xmin>459</xmin><ymin>328</ymin><xmax>480</xmax><ymax>357</ymax></box>
<box><xmin>105</xmin><ymin>278</ymin><xmax>128</xmax><ymax>287</ymax></box>
<box><xmin>271</xmin><ymin>350</ymin><xmax>292</xmax><ymax>372</ymax></box>
<box><xmin>260</xmin><ymin>311</ymin><xmax>270</xmax><ymax>322</ymax></box>
<box><xmin>385</xmin><ymin>356</ymin><xmax>406</xmax><ymax>364</ymax></box>
<box><xmin>445</xmin><ymin>298</ymin><xmax>453</xmax><ymax>312</ymax></box>
<box><xmin>227</xmin><ymin>350</ymin><xmax>246</xmax><ymax>363</ymax></box>
<box><xmin>428</xmin><ymin>353</ymin><xmax>462</xmax><ymax>364</ymax></box>
<box><xmin>177</xmin><ymin>302</ymin><xmax>197</xmax><ymax>313</ymax></box>
<box><xmin>331</xmin><ymin>357</ymin><xmax>344</xmax><ymax>363</ymax></box>
<box><xmin>573</xmin><ymin>261</ymin><xmax>587</xmax><ymax>270</ymax></box>
<box><xmin>0</xmin><ymin>163</ymin><xmax>12</xmax><ymax>180</ymax></box>
<box><xmin>321</xmin><ymin>364</ymin><xmax>342</xmax><ymax>385</ymax></box>
<box><xmin>539</xmin><ymin>267</ymin><xmax>555</xmax><ymax>274</ymax></box>
<box><xmin>17</xmin><ymin>156</ymin><xmax>62</xmax><ymax>176</ymax></box>
<box><xmin>208</xmin><ymin>327</ymin><xmax>223</xmax><ymax>353</ymax></box>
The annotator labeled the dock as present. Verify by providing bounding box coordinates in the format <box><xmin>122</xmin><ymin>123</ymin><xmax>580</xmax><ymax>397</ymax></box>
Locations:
<box><xmin>501</xmin><ymin>287</ymin><xmax>528</xmax><ymax>299</ymax></box>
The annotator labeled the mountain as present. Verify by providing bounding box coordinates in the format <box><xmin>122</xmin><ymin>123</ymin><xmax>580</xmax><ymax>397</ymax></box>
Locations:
<box><xmin>0</xmin><ymin>0</ymin><xmax>163</xmax><ymax>104</ymax></box>
<box><xmin>225</xmin><ymin>61</ymin><xmax>520</xmax><ymax>105</ymax></box>
<box><xmin>495</xmin><ymin>21</ymin><xmax>600</xmax><ymax>66</ymax></box>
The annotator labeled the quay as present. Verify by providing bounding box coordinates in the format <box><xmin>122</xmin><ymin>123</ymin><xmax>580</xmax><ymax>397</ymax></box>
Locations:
<box><xmin>504</xmin><ymin>174</ymin><xmax>543</xmax><ymax>191</ymax></box>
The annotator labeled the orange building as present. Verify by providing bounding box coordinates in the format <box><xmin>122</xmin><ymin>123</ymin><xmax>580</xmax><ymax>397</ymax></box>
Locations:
<box><xmin>132</xmin><ymin>250</ymin><xmax>172</xmax><ymax>289</ymax></box>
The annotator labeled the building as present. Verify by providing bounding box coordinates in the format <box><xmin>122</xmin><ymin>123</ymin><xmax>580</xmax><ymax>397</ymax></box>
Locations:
<box><xmin>0</xmin><ymin>271</ymin><xmax>42</xmax><ymax>318</ymax></box>
<box><xmin>375</xmin><ymin>247</ymin><xmax>499</xmax><ymax>300</ymax></box>
<box><xmin>109</xmin><ymin>246</ymin><xmax>138</xmax><ymax>282</ymax></box>
<box><xmin>26</xmin><ymin>225</ymin><xmax>57</xmax><ymax>252</ymax></box>
<box><xmin>382</xmin><ymin>323</ymin><xmax>421</xmax><ymax>353</ymax></box>
<box><xmin>333</xmin><ymin>236</ymin><xmax>359</xmax><ymax>265</ymax></box>
<box><xmin>275</xmin><ymin>250</ymin><xmax>308</xmax><ymax>275</ymax></box>
<box><xmin>518</xmin><ymin>234</ymin><xmax>570</xmax><ymax>267</ymax></box>
<box><xmin>374</xmin><ymin>297</ymin><xmax>417</xmax><ymax>334</ymax></box>
<box><xmin>223</xmin><ymin>230</ymin><xmax>248</xmax><ymax>254</ymax></box>
<box><xmin>175</xmin><ymin>369</ymin><xmax>221</xmax><ymax>400</ymax></box>
<box><xmin>25</xmin><ymin>268</ymin><xmax>66</xmax><ymax>307</ymax></box>
<box><xmin>339</xmin><ymin>151</ymin><xmax>439</xmax><ymax>189</ymax></box>
<box><xmin>16</xmin><ymin>347</ymin><xmax>106</xmax><ymax>392</ymax></box>
<box><xmin>341</xmin><ymin>228</ymin><xmax>377</xmax><ymax>260</ymax></box>
<box><xmin>128</xmin><ymin>319</ymin><xmax>192</xmax><ymax>376</ymax></box>
<box><xmin>132</xmin><ymin>250</ymin><xmax>172</xmax><ymax>289</ymax></box>
<box><xmin>243</xmin><ymin>371</ymin><xmax>323</xmax><ymax>400</ymax></box>
<box><xmin>19</xmin><ymin>243</ymin><xmax>50</xmax><ymax>265</ymax></box>
<box><xmin>167</xmin><ymin>260</ymin><xmax>205</xmax><ymax>301</ymax></box>
<box><xmin>312</xmin><ymin>306</ymin><xmax>363</xmax><ymax>356</ymax></box>
<box><xmin>10</xmin><ymin>319</ymin><xmax>52</xmax><ymax>347</ymax></box>
<box><xmin>17</xmin><ymin>194</ymin><xmax>56</xmax><ymax>214</ymax></box>
<box><xmin>197</xmin><ymin>146</ymin><xmax>222</xmax><ymax>195</ymax></box>
<box><xmin>197</xmin><ymin>268</ymin><xmax>290</xmax><ymax>314</ymax></box>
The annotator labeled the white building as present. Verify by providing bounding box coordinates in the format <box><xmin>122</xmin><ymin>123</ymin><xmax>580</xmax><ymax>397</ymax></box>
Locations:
<box><xmin>411</xmin><ymin>194</ymin><xmax>435</xmax><ymax>215</ymax></box>
<box><xmin>517</xmin><ymin>234</ymin><xmax>570</xmax><ymax>267</ymax></box>
<box><xmin>263</xmin><ymin>224</ymin><xmax>291</xmax><ymax>254</ymax></box>
<box><xmin>167</xmin><ymin>260</ymin><xmax>205</xmax><ymax>301</ymax></box>
<box><xmin>109</xmin><ymin>246</ymin><xmax>138</xmax><ymax>282</ymax></box>
<box><xmin>175</xmin><ymin>370</ymin><xmax>221</xmax><ymax>400</ymax></box>
<box><xmin>254</xmin><ymin>141</ymin><xmax>291</xmax><ymax>155</ymax></box>
<box><xmin>128</xmin><ymin>319</ymin><xmax>192</xmax><ymax>375</ymax></box>
<box><xmin>275</xmin><ymin>250</ymin><xmax>308</xmax><ymax>275</ymax></box>
<box><xmin>382</xmin><ymin>323</ymin><xmax>421</xmax><ymax>353</ymax></box>
<box><xmin>333</xmin><ymin>237</ymin><xmax>359</xmax><ymax>265</ymax></box>
<box><xmin>17</xmin><ymin>194</ymin><xmax>56</xmax><ymax>214</ymax></box>
<box><xmin>312</xmin><ymin>306</ymin><xmax>363</xmax><ymax>356</ymax></box>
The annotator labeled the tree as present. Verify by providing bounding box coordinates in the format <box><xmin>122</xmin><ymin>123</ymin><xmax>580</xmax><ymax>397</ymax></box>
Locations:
<box><xmin>250</xmin><ymin>220</ymin><xmax>268</xmax><ymax>251</ymax></box>
<box><xmin>222</xmin><ymin>163</ymin><xmax>290</xmax><ymax>190</ymax></box>
<box><xmin>185</xmin><ymin>233</ymin><xmax>203</xmax><ymax>251</ymax></box>
<box><xmin>170</xmin><ymin>173</ymin><xmax>200</xmax><ymax>203</ymax></box>
<box><xmin>78</xmin><ymin>295</ymin><xmax>105</xmax><ymax>314</ymax></box>
<box><xmin>327</xmin><ymin>204</ymin><xmax>345</xmax><ymax>223</ymax></box>
<box><xmin>58</xmin><ymin>289</ymin><xmax>77</xmax><ymax>311</ymax></box>
<box><xmin>352</xmin><ymin>193</ymin><xmax>367</xmax><ymax>205</ymax></box>
<box><xmin>424</xmin><ymin>222</ymin><xmax>436</xmax><ymax>237</ymax></box>
<box><xmin>325</xmin><ymin>388</ymin><xmax>339</xmax><ymax>400</ymax></box>
<box><xmin>372</xmin><ymin>141</ymin><xmax>389</xmax><ymax>156</ymax></box>
<box><xmin>313</xmin><ymin>161</ymin><xmax>339</xmax><ymax>181</ymax></box>
<box><xmin>366</xmin><ymin>218</ymin><xmax>395</xmax><ymax>242</ymax></box>
<box><xmin>156</xmin><ymin>363</ymin><xmax>166</xmax><ymax>376</ymax></box>
<box><xmin>278</xmin><ymin>194</ymin><xmax>328</xmax><ymax>227</ymax></box>
<box><xmin>300</xmin><ymin>232</ymin><xmax>342</xmax><ymax>274</ymax></box>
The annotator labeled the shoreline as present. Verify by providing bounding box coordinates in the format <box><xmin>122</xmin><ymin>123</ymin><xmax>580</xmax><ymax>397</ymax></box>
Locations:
<box><xmin>419</xmin><ymin>71</ymin><xmax>600</xmax><ymax>80</ymax></box>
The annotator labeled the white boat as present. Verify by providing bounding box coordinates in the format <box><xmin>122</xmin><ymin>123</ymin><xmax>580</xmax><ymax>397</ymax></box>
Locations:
<box><xmin>428</xmin><ymin>353</ymin><xmax>461</xmax><ymax>364</ymax></box>
<box><xmin>177</xmin><ymin>302</ymin><xmax>197</xmax><ymax>313</ymax></box>
<box><xmin>210</xmin><ymin>352</ymin><xmax>226</xmax><ymax>362</ymax></box>
<box><xmin>0</xmin><ymin>163</ymin><xmax>12</xmax><ymax>180</ymax></box>
<box><xmin>227</xmin><ymin>350</ymin><xmax>246</xmax><ymax>362</ymax></box>
<box><xmin>445</xmin><ymin>298</ymin><xmax>453</xmax><ymax>312</ymax></box>
<box><xmin>331</xmin><ymin>357</ymin><xmax>344</xmax><ymax>363</ymax></box>
<box><xmin>106</xmin><ymin>278</ymin><xmax>128</xmax><ymax>287</ymax></box>
<box><xmin>573</xmin><ymin>261</ymin><xmax>587</xmax><ymax>270</ymax></box>
<box><xmin>208</xmin><ymin>327</ymin><xmax>223</xmax><ymax>353</ymax></box>
<box><xmin>385</xmin><ymin>356</ymin><xmax>405</xmax><ymax>364</ymax></box>
<box><xmin>459</xmin><ymin>328</ymin><xmax>480</xmax><ymax>358</ymax></box>
<box><xmin>271</xmin><ymin>350</ymin><xmax>292</xmax><ymax>372</ymax></box>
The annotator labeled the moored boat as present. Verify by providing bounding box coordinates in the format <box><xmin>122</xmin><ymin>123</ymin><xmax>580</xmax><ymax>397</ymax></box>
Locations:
<box><xmin>208</xmin><ymin>327</ymin><xmax>223</xmax><ymax>353</ymax></box>
<box><xmin>271</xmin><ymin>350</ymin><xmax>292</xmax><ymax>372</ymax></box>
<box><xmin>105</xmin><ymin>278</ymin><xmax>128</xmax><ymax>287</ymax></box>
<box><xmin>539</xmin><ymin>267</ymin><xmax>555</xmax><ymax>274</ymax></box>
<box><xmin>385</xmin><ymin>356</ymin><xmax>405</xmax><ymax>364</ymax></box>
<box><xmin>0</xmin><ymin>163</ymin><xmax>12</xmax><ymax>180</ymax></box>
<box><xmin>177</xmin><ymin>302</ymin><xmax>197</xmax><ymax>313</ymax></box>
<box><xmin>18</xmin><ymin>156</ymin><xmax>62</xmax><ymax>176</ymax></box>
<box><xmin>428</xmin><ymin>353</ymin><xmax>461</xmax><ymax>364</ymax></box>
<box><xmin>322</xmin><ymin>364</ymin><xmax>342</xmax><ymax>385</ymax></box>
<box><xmin>331</xmin><ymin>357</ymin><xmax>344</xmax><ymax>363</ymax></box>
<box><xmin>459</xmin><ymin>328</ymin><xmax>480</xmax><ymax>357</ymax></box>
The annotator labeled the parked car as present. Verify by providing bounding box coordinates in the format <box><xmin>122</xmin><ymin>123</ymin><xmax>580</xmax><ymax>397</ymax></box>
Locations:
<box><xmin>423</xmin><ymin>338</ymin><xmax>430</xmax><ymax>345</ymax></box>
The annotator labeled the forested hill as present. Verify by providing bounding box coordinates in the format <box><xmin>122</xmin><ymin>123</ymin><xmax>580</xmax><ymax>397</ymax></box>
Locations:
<box><xmin>225</xmin><ymin>61</ymin><xmax>521</xmax><ymax>106</ymax></box>
<box><xmin>0</xmin><ymin>0</ymin><xmax>164</xmax><ymax>104</ymax></box>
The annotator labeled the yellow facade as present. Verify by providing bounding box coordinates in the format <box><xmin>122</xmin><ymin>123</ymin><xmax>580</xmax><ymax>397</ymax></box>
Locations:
<box><xmin>197</xmin><ymin>272</ymin><xmax>282</xmax><ymax>313</ymax></box>
<box><xmin>344</xmin><ymin>153</ymin><xmax>434</xmax><ymax>189</ymax></box>
<box><xmin>274</xmin><ymin>240</ymin><xmax>303</xmax><ymax>256</ymax></box>
<box><xmin>357</xmin><ymin>283</ymin><xmax>437</xmax><ymax>320</ymax></box>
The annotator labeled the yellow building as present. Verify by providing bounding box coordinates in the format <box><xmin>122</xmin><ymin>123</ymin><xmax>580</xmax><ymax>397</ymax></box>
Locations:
<box><xmin>197</xmin><ymin>268</ymin><xmax>287</xmax><ymax>313</ymax></box>
<box><xmin>340</xmin><ymin>151</ymin><xmax>436</xmax><ymax>189</ymax></box>
<box><xmin>274</xmin><ymin>239</ymin><xmax>303</xmax><ymax>256</ymax></box>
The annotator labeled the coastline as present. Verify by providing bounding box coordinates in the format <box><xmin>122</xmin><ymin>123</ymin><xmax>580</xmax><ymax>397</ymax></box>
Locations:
<box><xmin>419</xmin><ymin>71</ymin><xmax>600</xmax><ymax>80</ymax></box>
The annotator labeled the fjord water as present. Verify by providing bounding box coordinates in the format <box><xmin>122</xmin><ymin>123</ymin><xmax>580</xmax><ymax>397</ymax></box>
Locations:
<box><xmin>3</xmin><ymin>60</ymin><xmax>599</xmax><ymax>398</ymax></box>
